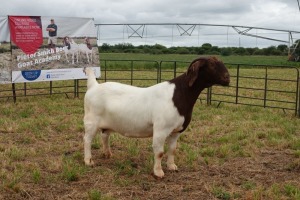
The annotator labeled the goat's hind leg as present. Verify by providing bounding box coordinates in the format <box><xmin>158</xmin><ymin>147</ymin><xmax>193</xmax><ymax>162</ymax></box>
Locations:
<box><xmin>101</xmin><ymin>130</ymin><xmax>112</xmax><ymax>158</ymax></box>
<box><xmin>83</xmin><ymin>122</ymin><xmax>98</xmax><ymax>166</ymax></box>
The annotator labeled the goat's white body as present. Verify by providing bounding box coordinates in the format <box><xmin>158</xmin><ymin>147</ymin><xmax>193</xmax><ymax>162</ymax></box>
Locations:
<box><xmin>63</xmin><ymin>41</ymin><xmax>79</xmax><ymax>64</ymax></box>
<box><xmin>78</xmin><ymin>44</ymin><xmax>93</xmax><ymax>63</ymax></box>
<box><xmin>84</xmin><ymin>81</ymin><xmax>184</xmax><ymax>138</ymax></box>
<box><xmin>83</xmin><ymin>68</ymin><xmax>185</xmax><ymax>177</ymax></box>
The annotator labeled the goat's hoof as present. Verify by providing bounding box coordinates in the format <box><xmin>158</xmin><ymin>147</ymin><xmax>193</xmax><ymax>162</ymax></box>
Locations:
<box><xmin>167</xmin><ymin>163</ymin><xmax>178</xmax><ymax>171</ymax></box>
<box><xmin>84</xmin><ymin>159</ymin><xmax>95</xmax><ymax>166</ymax></box>
<box><xmin>102</xmin><ymin>151</ymin><xmax>112</xmax><ymax>159</ymax></box>
<box><xmin>154</xmin><ymin>169</ymin><xmax>164</xmax><ymax>179</ymax></box>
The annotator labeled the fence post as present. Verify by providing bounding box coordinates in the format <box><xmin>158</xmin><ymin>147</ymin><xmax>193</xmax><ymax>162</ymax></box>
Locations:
<box><xmin>104</xmin><ymin>60</ymin><xmax>107</xmax><ymax>82</ymax></box>
<box><xmin>12</xmin><ymin>83</ymin><xmax>16</xmax><ymax>103</ymax></box>
<box><xmin>157</xmin><ymin>61</ymin><xmax>161</xmax><ymax>83</ymax></box>
<box><xmin>174</xmin><ymin>61</ymin><xmax>177</xmax><ymax>78</ymax></box>
<box><xmin>24</xmin><ymin>83</ymin><xmax>27</xmax><ymax>96</ymax></box>
<box><xmin>206</xmin><ymin>87</ymin><xmax>211</xmax><ymax>105</ymax></box>
<box><xmin>235</xmin><ymin>64</ymin><xmax>240</xmax><ymax>104</ymax></box>
<box><xmin>77</xmin><ymin>79</ymin><xmax>79</xmax><ymax>98</ymax></box>
<box><xmin>131</xmin><ymin>60</ymin><xmax>133</xmax><ymax>85</ymax></box>
<box><xmin>74</xmin><ymin>80</ymin><xmax>77</xmax><ymax>98</ymax></box>
<box><xmin>263</xmin><ymin>66</ymin><xmax>268</xmax><ymax>108</ymax></box>
<box><xmin>50</xmin><ymin>81</ymin><xmax>53</xmax><ymax>95</ymax></box>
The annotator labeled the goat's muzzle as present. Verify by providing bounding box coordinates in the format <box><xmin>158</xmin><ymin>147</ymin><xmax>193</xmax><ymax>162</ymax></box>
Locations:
<box><xmin>221</xmin><ymin>72</ymin><xmax>230</xmax><ymax>86</ymax></box>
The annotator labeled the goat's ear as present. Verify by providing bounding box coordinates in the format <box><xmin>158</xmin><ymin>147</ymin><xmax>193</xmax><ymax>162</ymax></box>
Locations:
<box><xmin>187</xmin><ymin>60</ymin><xmax>205</xmax><ymax>87</ymax></box>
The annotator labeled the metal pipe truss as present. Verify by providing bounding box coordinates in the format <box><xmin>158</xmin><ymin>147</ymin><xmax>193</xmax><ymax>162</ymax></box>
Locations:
<box><xmin>96</xmin><ymin>23</ymin><xmax>300</xmax><ymax>47</ymax></box>
<box><xmin>232</xmin><ymin>26</ymin><xmax>288</xmax><ymax>43</ymax></box>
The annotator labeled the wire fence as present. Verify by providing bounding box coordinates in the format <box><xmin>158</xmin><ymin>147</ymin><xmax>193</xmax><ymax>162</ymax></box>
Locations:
<box><xmin>1</xmin><ymin>59</ymin><xmax>299</xmax><ymax>117</ymax></box>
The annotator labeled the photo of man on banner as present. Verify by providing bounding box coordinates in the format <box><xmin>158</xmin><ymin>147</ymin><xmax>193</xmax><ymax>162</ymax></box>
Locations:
<box><xmin>46</xmin><ymin>18</ymin><xmax>58</xmax><ymax>50</ymax></box>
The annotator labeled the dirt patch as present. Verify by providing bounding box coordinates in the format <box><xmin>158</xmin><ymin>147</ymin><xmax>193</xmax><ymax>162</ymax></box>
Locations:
<box><xmin>1</xmin><ymin>145</ymin><xmax>299</xmax><ymax>200</ymax></box>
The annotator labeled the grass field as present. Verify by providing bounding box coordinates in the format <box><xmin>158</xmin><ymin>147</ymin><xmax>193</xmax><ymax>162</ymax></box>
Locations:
<box><xmin>0</xmin><ymin>54</ymin><xmax>300</xmax><ymax>199</ymax></box>
<box><xmin>100</xmin><ymin>53</ymin><xmax>300</xmax><ymax>66</ymax></box>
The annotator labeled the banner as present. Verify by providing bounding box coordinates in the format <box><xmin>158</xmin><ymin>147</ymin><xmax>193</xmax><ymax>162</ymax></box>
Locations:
<box><xmin>0</xmin><ymin>16</ymin><xmax>11</xmax><ymax>84</ymax></box>
<box><xmin>6</xmin><ymin>16</ymin><xmax>100</xmax><ymax>83</ymax></box>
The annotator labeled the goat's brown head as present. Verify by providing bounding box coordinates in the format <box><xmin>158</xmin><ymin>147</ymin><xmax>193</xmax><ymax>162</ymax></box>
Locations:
<box><xmin>63</xmin><ymin>36</ymin><xmax>70</xmax><ymax>45</ymax></box>
<box><xmin>186</xmin><ymin>56</ymin><xmax>230</xmax><ymax>88</ymax></box>
<box><xmin>85</xmin><ymin>37</ymin><xmax>90</xmax><ymax>44</ymax></box>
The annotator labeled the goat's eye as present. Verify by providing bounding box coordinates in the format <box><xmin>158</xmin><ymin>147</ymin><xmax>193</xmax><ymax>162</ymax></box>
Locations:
<box><xmin>212</xmin><ymin>65</ymin><xmax>217</xmax><ymax>71</ymax></box>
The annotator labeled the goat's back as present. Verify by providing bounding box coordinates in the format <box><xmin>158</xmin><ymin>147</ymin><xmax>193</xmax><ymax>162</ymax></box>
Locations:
<box><xmin>84</xmin><ymin>81</ymin><xmax>174</xmax><ymax>110</ymax></box>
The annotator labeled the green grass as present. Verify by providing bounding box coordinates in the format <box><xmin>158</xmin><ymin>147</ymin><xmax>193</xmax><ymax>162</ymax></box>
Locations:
<box><xmin>100</xmin><ymin>53</ymin><xmax>300</xmax><ymax>66</ymax></box>
<box><xmin>88</xmin><ymin>189</ymin><xmax>115</xmax><ymax>200</ymax></box>
<box><xmin>211</xmin><ymin>185</ymin><xmax>231</xmax><ymax>200</ymax></box>
<box><xmin>32</xmin><ymin>169</ymin><xmax>41</xmax><ymax>184</ymax></box>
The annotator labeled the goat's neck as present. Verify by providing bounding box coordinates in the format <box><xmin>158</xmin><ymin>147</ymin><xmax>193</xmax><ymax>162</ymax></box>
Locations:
<box><xmin>170</xmin><ymin>73</ymin><xmax>207</xmax><ymax>105</ymax></box>
<box><xmin>87</xmin><ymin>71</ymin><xmax>98</xmax><ymax>89</ymax></box>
<box><xmin>169</xmin><ymin>73</ymin><xmax>208</xmax><ymax>132</ymax></box>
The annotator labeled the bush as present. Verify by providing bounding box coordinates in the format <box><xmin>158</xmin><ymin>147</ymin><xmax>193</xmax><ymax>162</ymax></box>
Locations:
<box><xmin>202</xmin><ymin>43</ymin><xmax>212</xmax><ymax>51</ymax></box>
<box><xmin>253</xmin><ymin>49</ymin><xmax>264</xmax><ymax>55</ymax></box>
<box><xmin>176</xmin><ymin>48</ymin><xmax>190</xmax><ymax>54</ymax></box>
<box><xmin>151</xmin><ymin>49</ymin><xmax>163</xmax><ymax>54</ymax></box>
<box><xmin>208</xmin><ymin>51</ymin><xmax>220</xmax><ymax>55</ymax></box>
<box><xmin>197</xmin><ymin>47</ymin><xmax>206</xmax><ymax>55</ymax></box>
<box><xmin>220</xmin><ymin>48</ymin><xmax>232</xmax><ymax>56</ymax></box>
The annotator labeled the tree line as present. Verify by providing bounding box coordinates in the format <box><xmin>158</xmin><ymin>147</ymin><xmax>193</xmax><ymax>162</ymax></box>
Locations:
<box><xmin>0</xmin><ymin>42</ymin><xmax>289</xmax><ymax>56</ymax></box>
<box><xmin>100</xmin><ymin>43</ymin><xmax>289</xmax><ymax>56</ymax></box>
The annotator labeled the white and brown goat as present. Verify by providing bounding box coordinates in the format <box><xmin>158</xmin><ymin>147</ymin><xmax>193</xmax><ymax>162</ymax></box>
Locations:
<box><xmin>62</xmin><ymin>36</ymin><xmax>79</xmax><ymax>64</ymax></box>
<box><xmin>83</xmin><ymin>57</ymin><xmax>230</xmax><ymax>178</ymax></box>
<box><xmin>78</xmin><ymin>37</ymin><xmax>93</xmax><ymax>63</ymax></box>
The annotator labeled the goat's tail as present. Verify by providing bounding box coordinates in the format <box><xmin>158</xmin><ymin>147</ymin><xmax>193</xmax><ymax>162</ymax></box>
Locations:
<box><xmin>83</xmin><ymin>67</ymin><xmax>98</xmax><ymax>89</ymax></box>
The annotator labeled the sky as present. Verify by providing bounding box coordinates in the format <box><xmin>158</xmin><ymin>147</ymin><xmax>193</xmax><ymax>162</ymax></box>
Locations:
<box><xmin>1</xmin><ymin>0</ymin><xmax>300</xmax><ymax>48</ymax></box>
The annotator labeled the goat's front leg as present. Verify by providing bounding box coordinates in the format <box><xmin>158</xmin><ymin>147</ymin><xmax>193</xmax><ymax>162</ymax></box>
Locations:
<box><xmin>86</xmin><ymin>52</ymin><xmax>90</xmax><ymax>63</ymax></box>
<box><xmin>76</xmin><ymin>52</ymin><xmax>79</xmax><ymax>63</ymax></box>
<box><xmin>65</xmin><ymin>53</ymin><xmax>69</xmax><ymax>63</ymax></box>
<box><xmin>71</xmin><ymin>53</ymin><xmax>75</xmax><ymax>64</ymax></box>
<box><xmin>152</xmin><ymin>131</ymin><xmax>169</xmax><ymax>178</ymax></box>
<box><xmin>166</xmin><ymin>132</ymin><xmax>181</xmax><ymax>171</ymax></box>
<box><xmin>101</xmin><ymin>131</ymin><xmax>112</xmax><ymax>158</ymax></box>
<box><xmin>84</xmin><ymin>122</ymin><xmax>98</xmax><ymax>166</ymax></box>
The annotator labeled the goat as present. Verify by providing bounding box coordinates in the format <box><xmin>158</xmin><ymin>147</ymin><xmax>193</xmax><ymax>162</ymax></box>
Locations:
<box><xmin>62</xmin><ymin>36</ymin><xmax>79</xmax><ymax>64</ymax></box>
<box><xmin>78</xmin><ymin>38</ymin><xmax>93</xmax><ymax>63</ymax></box>
<box><xmin>83</xmin><ymin>56</ymin><xmax>230</xmax><ymax>178</ymax></box>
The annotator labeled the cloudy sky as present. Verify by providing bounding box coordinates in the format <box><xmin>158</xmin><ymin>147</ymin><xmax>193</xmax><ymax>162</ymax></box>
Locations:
<box><xmin>1</xmin><ymin>0</ymin><xmax>300</xmax><ymax>47</ymax></box>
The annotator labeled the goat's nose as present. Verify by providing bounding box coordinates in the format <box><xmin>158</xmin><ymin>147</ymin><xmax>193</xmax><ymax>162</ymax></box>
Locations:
<box><xmin>224</xmin><ymin>73</ymin><xmax>230</xmax><ymax>80</ymax></box>
<box><xmin>223</xmin><ymin>73</ymin><xmax>230</xmax><ymax>84</ymax></box>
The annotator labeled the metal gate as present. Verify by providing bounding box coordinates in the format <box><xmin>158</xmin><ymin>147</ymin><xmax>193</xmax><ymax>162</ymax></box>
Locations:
<box><xmin>1</xmin><ymin>59</ymin><xmax>299</xmax><ymax>117</ymax></box>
